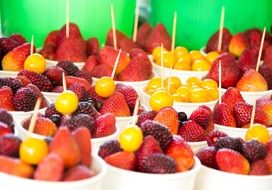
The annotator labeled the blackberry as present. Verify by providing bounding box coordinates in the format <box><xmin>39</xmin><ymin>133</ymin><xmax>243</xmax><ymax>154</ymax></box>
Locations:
<box><xmin>13</xmin><ymin>87</ymin><xmax>36</xmax><ymax>112</ymax></box>
<box><xmin>75</xmin><ymin>70</ymin><xmax>93</xmax><ymax>83</ymax></box>
<box><xmin>75</xmin><ymin>101</ymin><xmax>100</xmax><ymax>119</ymax></box>
<box><xmin>45</xmin><ymin>103</ymin><xmax>61</xmax><ymax>117</ymax></box>
<box><xmin>136</xmin><ymin>111</ymin><xmax>157</xmax><ymax>127</ymax></box>
<box><xmin>0</xmin><ymin>78</ymin><xmax>21</xmax><ymax>93</ymax></box>
<box><xmin>178</xmin><ymin>112</ymin><xmax>187</xmax><ymax>122</ymax></box>
<box><xmin>18</xmin><ymin>70</ymin><xmax>53</xmax><ymax>92</ymax></box>
<box><xmin>57</xmin><ymin>61</ymin><xmax>79</xmax><ymax>76</ymax></box>
<box><xmin>44</xmin><ymin>66</ymin><xmax>65</xmax><ymax>87</ymax></box>
<box><xmin>241</xmin><ymin>140</ymin><xmax>267</xmax><ymax>162</ymax></box>
<box><xmin>215</xmin><ymin>136</ymin><xmax>243</xmax><ymax>152</ymax></box>
<box><xmin>49</xmin><ymin>114</ymin><xmax>61</xmax><ymax>126</ymax></box>
<box><xmin>206</xmin><ymin>130</ymin><xmax>228</xmax><ymax>146</ymax></box>
<box><xmin>142</xmin><ymin>153</ymin><xmax>177</xmax><ymax>174</ymax></box>
<box><xmin>65</xmin><ymin>114</ymin><xmax>95</xmax><ymax>134</ymax></box>
<box><xmin>98</xmin><ymin>140</ymin><xmax>122</xmax><ymax>159</ymax></box>
<box><xmin>140</xmin><ymin>120</ymin><xmax>172</xmax><ymax>151</ymax></box>
<box><xmin>68</xmin><ymin>84</ymin><xmax>89</xmax><ymax>101</ymax></box>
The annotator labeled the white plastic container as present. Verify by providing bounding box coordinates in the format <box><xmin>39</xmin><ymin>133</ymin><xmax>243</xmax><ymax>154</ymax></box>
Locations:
<box><xmin>0</xmin><ymin>155</ymin><xmax>106</xmax><ymax>190</ymax></box>
<box><xmin>0</xmin><ymin>71</ymin><xmax>18</xmax><ymax>78</ymax></box>
<box><xmin>42</xmin><ymin>92</ymin><xmax>60</xmax><ymax>102</ymax></box>
<box><xmin>101</xmin><ymin>156</ymin><xmax>201</xmax><ymax>190</ymax></box>
<box><xmin>188</xmin><ymin>141</ymin><xmax>208</xmax><ymax>153</ymax></box>
<box><xmin>195</xmin><ymin>165</ymin><xmax>272</xmax><ymax>190</ymax></box>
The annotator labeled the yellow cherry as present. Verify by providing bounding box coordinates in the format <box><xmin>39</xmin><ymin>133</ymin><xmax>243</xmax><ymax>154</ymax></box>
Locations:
<box><xmin>163</xmin><ymin>77</ymin><xmax>182</xmax><ymax>89</ymax></box>
<box><xmin>175</xmin><ymin>85</ymin><xmax>191</xmax><ymax>102</ymax></box>
<box><xmin>206</xmin><ymin>88</ymin><xmax>219</xmax><ymax>100</ymax></box>
<box><xmin>95</xmin><ymin>76</ymin><xmax>116</xmax><ymax>98</ymax></box>
<box><xmin>55</xmin><ymin>90</ymin><xmax>79</xmax><ymax>114</ymax></box>
<box><xmin>192</xmin><ymin>59</ymin><xmax>211</xmax><ymax>71</ymax></box>
<box><xmin>189</xmin><ymin>50</ymin><xmax>205</xmax><ymax>62</ymax></box>
<box><xmin>162</xmin><ymin>52</ymin><xmax>175</xmax><ymax>68</ymax></box>
<box><xmin>150</xmin><ymin>90</ymin><xmax>173</xmax><ymax>111</ymax></box>
<box><xmin>189</xmin><ymin>87</ymin><xmax>209</xmax><ymax>103</ymax></box>
<box><xmin>24</xmin><ymin>53</ymin><xmax>46</xmax><ymax>74</ymax></box>
<box><xmin>186</xmin><ymin>77</ymin><xmax>202</xmax><ymax>87</ymax></box>
<box><xmin>152</xmin><ymin>46</ymin><xmax>167</xmax><ymax>63</ymax></box>
<box><xmin>174</xmin><ymin>46</ymin><xmax>189</xmax><ymax>57</ymax></box>
<box><xmin>206</xmin><ymin>51</ymin><xmax>219</xmax><ymax>63</ymax></box>
<box><xmin>119</xmin><ymin>125</ymin><xmax>143</xmax><ymax>152</ymax></box>
<box><xmin>245</xmin><ymin>124</ymin><xmax>270</xmax><ymax>144</ymax></box>
<box><xmin>146</xmin><ymin>77</ymin><xmax>163</xmax><ymax>91</ymax></box>
<box><xmin>201</xmin><ymin>79</ymin><xmax>218</xmax><ymax>89</ymax></box>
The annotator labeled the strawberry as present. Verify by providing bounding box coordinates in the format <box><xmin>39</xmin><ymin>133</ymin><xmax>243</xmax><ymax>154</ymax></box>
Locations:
<box><xmin>63</xmin><ymin>165</ymin><xmax>95</xmax><ymax>181</ymax></box>
<box><xmin>44</xmin><ymin>66</ymin><xmax>65</xmax><ymax>87</ymax></box>
<box><xmin>115</xmin><ymin>83</ymin><xmax>138</xmax><ymax>112</ymax></box>
<box><xmin>178</xmin><ymin>120</ymin><xmax>205</xmax><ymax>142</ymax></box>
<box><xmin>104</xmin><ymin>151</ymin><xmax>136</xmax><ymax>170</ymax></box>
<box><xmin>144</xmin><ymin>24</ymin><xmax>171</xmax><ymax>53</ymax></box>
<box><xmin>34</xmin><ymin>153</ymin><xmax>64</xmax><ymax>181</ymax></box>
<box><xmin>105</xmin><ymin>28</ymin><xmax>127</xmax><ymax>48</ymax></box>
<box><xmin>136</xmin><ymin>135</ymin><xmax>163</xmax><ymax>172</ymax></box>
<box><xmin>206</xmin><ymin>130</ymin><xmax>227</xmax><ymax>146</ymax></box>
<box><xmin>166</xmin><ymin>135</ymin><xmax>194</xmax><ymax>172</ymax></box>
<box><xmin>55</xmin><ymin>38</ymin><xmax>87</xmax><ymax>62</ymax></box>
<box><xmin>10</xmin><ymin>34</ymin><xmax>26</xmax><ymax>45</ymax></box>
<box><xmin>264</xmin><ymin>45</ymin><xmax>272</xmax><ymax>67</ymax></box>
<box><xmin>228</xmin><ymin>33</ymin><xmax>249</xmax><ymax>57</ymax></box>
<box><xmin>98</xmin><ymin>46</ymin><xmax>130</xmax><ymax>75</ymax></box>
<box><xmin>0</xmin><ymin>122</ymin><xmax>13</xmax><ymax>137</ymax></box>
<box><xmin>213</xmin><ymin>103</ymin><xmax>236</xmax><ymax>127</ymax></box>
<box><xmin>216</xmin><ymin>148</ymin><xmax>250</xmax><ymax>174</ymax></box>
<box><xmin>136</xmin><ymin>23</ymin><xmax>152</xmax><ymax>48</ymax></box>
<box><xmin>65</xmin><ymin>76</ymin><xmax>91</xmax><ymax>91</ymax></box>
<box><xmin>0</xmin><ymin>134</ymin><xmax>21</xmax><ymax>157</ymax></box>
<box><xmin>2</xmin><ymin>43</ymin><xmax>33</xmax><ymax>71</ymax></box>
<box><xmin>249</xmin><ymin>159</ymin><xmax>270</xmax><ymax>175</ymax></box>
<box><xmin>44</xmin><ymin>30</ymin><xmax>58</xmax><ymax>46</ymax></box>
<box><xmin>265</xmin><ymin>139</ymin><xmax>272</xmax><ymax>173</ymax></box>
<box><xmin>100</xmin><ymin>92</ymin><xmax>130</xmax><ymax>117</ymax></box>
<box><xmin>205</xmin><ymin>28</ymin><xmax>232</xmax><ymax>52</ymax></box>
<box><xmin>90</xmin><ymin>64</ymin><xmax>113</xmax><ymax>79</ymax></box>
<box><xmin>256</xmin><ymin>98</ymin><xmax>272</xmax><ymax>126</ymax></box>
<box><xmin>153</xmin><ymin>107</ymin><xmax>179</xmax><ymax>134</ymax></box>
<box><xmin>118</xmin><ymin>56</ymin><xmax>148</xmax><ymax>81</ymax></box>
<box><xmin>236</xmin><ymin>69</ymin><xmax>268</xmax><ymax>91</ymax></box>
<box><xmin>83</xmin><ymin>55</ymin><xmax>98</xmax><ymax>74</ymax></box>
<box><xmin>56</xmin><ymin>23</ymin><xmax>83</xmax><ymax>46</ymax></box>
<box><xmin>129</xmin><ymin>48</ymin><xmax>148</xmax><ymax>59</ymax></box>
<box><xmin>196</xmin><ymin>146</ymin><xmax>217</xmax><ymax>168</ymax></box>
<box><xmin>206</xmin><ymin>53</ymin><xmax>240</xmax><ymax>88</ymax></box>
<box><xmin>119</xmin><ymin>37</ymin><xmax>140</xmax><ymax>53</ymax></box>
<box><xmin>259</xmin><ymin>64</ymin><xmax>272</xmax><ymax>90</ymax></box>
<box><xmin>72</xmin><ymin>127</ymin><xmax>92</xmax><ymax>167</ymax></box>
<box><xmin>39</xmin><ymin>44</ymin><xmax>56</xmax><ymax>60</ymax></box>
<box><xmin>0</xmin><ymin>86</ymin><xmax>14</xmax><ymax>111</ymax></box>
<box><xmin>238</xmin><ymin>47</ymin><xmax>259</xmax><ymax>72</ymax></box>
<box><xmin>137</xmin><ymin>111</ymin><xmax>157</xmax><ymax>127</ymax></box>
<box><xmin>16</xmin><ymin>75</ymin><xmax>31</xmax><ymax>87</ymax></box>
<box><xmin>86</xmin><ymin>37</ymin><xmax>99</xmax><ymax>56</ymax></box>
<box><xmin>93</xmin><ymin>113</ymin><xmax>116</xmax><ymax>138</ymax></box>
<box><xmin>189</xmin><ymin>106</ymin><xmax>213</xmax><ymax>130</ymax></box>
<box><xmin>221</xmin><ymin>87</ymin><xmax>245</xmax><ymax>111</ymax></box>
<box><xmin>245</xmin><ymin>28</ymin><xmax>270</xmax><ymax>49</ymax></box>
<box><xmin>98</xmin><ymin>140</ymin><xmax>122</xmax><ymax>159</ymax></box>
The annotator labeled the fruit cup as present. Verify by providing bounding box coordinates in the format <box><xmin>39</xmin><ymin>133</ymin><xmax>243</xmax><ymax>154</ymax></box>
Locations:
<box><xmin>0</xmin><ymin>155</ymin><xmax>106</xmax><ymax>190</ymax></box>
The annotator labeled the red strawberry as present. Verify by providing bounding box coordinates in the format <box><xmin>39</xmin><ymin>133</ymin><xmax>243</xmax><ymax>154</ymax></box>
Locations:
<box><xmin>136</xmin><ymin>23</ymin><xmax>152</xmax><ymax>48</ymax></box>
<box><xmin>55</xmin><ymin>38</ymin><xmax>87</xmax><ymax>62</ymax></box>
<box><xmin>118</xmin><ymin>56</ymin><xmax>148</xmax><ymax>81</ymax></box>
<box><xmin>213</xmin><ymin>103</ymin><xmax>236</xmax><ymax>127</ymax></box>
<box><xmin>136</xmin><ymin>135</ymin><xmax>163</xmax><ymax>172</ymax></box>
<box><xmin>154</xmin><ymin>107</ymin><xmax>179</xmax><ymax>134</ymax></box>
<box><xmin>265</xmin><ymin>140</ymin><xmax>272</xmax><ymax>173</ymax></box>
<box><xmin>83</xmin><ymin>55</ymin><xmax>98</xmax><ymax>74</ymax></box>
<box><xmin>178</xmin><ymin>120</ymin><xmax>205</xmax><ymax>142</ymax></box>
<box><xmin>90</xmin><ymin>64</ymin><xmax>113</xmax><ymax>79</ymax></box>
<box><xmin>221</xmin><ymin>87</ymin><xmax>245</xmax><ymax>111</ymax></box>
<box><xmin>105</xmin><ymin>29</ymin><xmax>127</xmax><ymax>48</ymax></box>
<box><xmin>104</xmin><ymin>151</ymin><xmax>136</xmax><ymax>170</ymax></box>
<box><xmin>98</xmin><ymin>46</ymin><xmax>130</xmax><ymax>75</ymax></box>
<box><xmin>205</xmin><ymin>28</ymin><xmax>232</xmax><ymax>53</ymax></box>
<box><xmin>238</xmin><ymin>47</ymin><xmax>259</xmax><ymax>72</ymax></box>
<box><xmin>39</xmin><ymin>44</ymin><xmax>56</xmax><ymax>60</ymax></box>
<box><xmin>216</xmin><ymin>148</ymin><xmax>250</xmax><ymax>174</ymax></box>
<box><xmin>189</xmin><ymin>106</ymin><xmax>213</xmax><ymax>130</ymax></box>
<box><xmin>196</xmin><ymin>146</ymin><xmax>217</xmax><ymax>168</ymax></box>
<box><xmin>264</xmin><ymin>45</ymin><xmax>272</xmax><ymax>67</ymax></box>
<box><xmin>100</xmin><ymin>92</ymin><xmax>130</xmax><ymax>117</ymax></box>
<box><xmin>0</xmin><ymin>86</ymin><xmax>14</xmax><ymax>111</ymax></box>
<box><xmin>34</xmin><ymin>153</ymin><xmax>64</xmax><ymax>181</ymax></box>
<box><xmin>65</xmin><ymin>76</ymin><xmax>91</xmax><ymax>91</ymax></box>
<box><xmin>144</xmin><ymin>24</ymin><xmax>171</xmax><ymax>53</ymax></box>
<box><xmin>115</xmin><ymin>83</ymin><xmax>138</xmax><ymax>112</ymax></box>
<box><xmin>86</xmin><ymin>37</ymin><xmax>99</xmax><ymax>56</ymax></box>
<box><xmin>119</xmin><ymin>37</ymin><xmax>140</xmax><ymax>53</ymax></box>
<box><xmin>93</xmin><ymin>113</ymin><xmax>116</xmax><ymax>138</ymax></box>
<box><xmin>256</xmin><ymin>98</ymin><xmax>272</xmax><ymax>126</ymax></box>
<box><xmin>2</xmin><ymin>43</ymin><xmax>33</xmax><ymax>71</ymax></box>
<box><xmin>249</xmin><ymin>159</ymin><xmax>270</xmax><ymax>175</ymax></box>
<box><xmin>63</xmin><ymin>165</ymin><xmax>95</xmax><ymax>181</ymax></box>
<box><xmin>10</xmin><ymin>34</ymin><xmax>26</xmax><ymax>45</ymax></box>
<box><xmin>16</xmin><ymin>75</ymin><xmax>31</xmax><ymax>87</ymax></box>
<box><xmin>228</xmin><ymin>33</ymin><xmax>249</xmax><ymax>57</ymax></box>
<box><xmin>206</xmin><ymin>53</ymin><xmax>240</xmax><ymax>88</ymax></box>
<box><xmin>56</xmin><ymin>23</ymin><xmax>83</xmax><ymax>46</ymax></box>
<box><xmin>245</xmin><ymin>28</ymin><xmax>270</xmax><ymax>49</ymax></box>
<box><xmin>259</xmin><ymin>64</ymin><xmax>272</xmax><ymax>90</ymax></box>
<box><xmin>129</xmin><ymin>48</ymin><xmax>148</xmax><ymax>59</ymax></box>
<box><xmin>206</xmin><ymin>130</ymin><xmax>227</xmax><ymax>146</ymax></box>
<box><xmin>137</xmin><ymin>111</ymin><xmax>157</xmax><ymax>126</ymax></box>
<box><xmin>44</xmin><ymin>66</ymin><xmax>65</xmax><ymax>87</ymax></box>
<box><xmin>44</xmin><ymin>30</ymin><xmax>58</xmax><ymax>46</ymax></box>
<box><xmin>166</xmin><ymin>135</ymin><xmax>194</xmax><ymax>172</ymax></box>
<box><xmin>72</xmin><ymin>127</ymin><xmax>92</xmax><ymax>167</ymax></box>
<box><xmin>0</xmin><ymin>134</ymin><xmax>21</xmax><ymax>157</ymax></box>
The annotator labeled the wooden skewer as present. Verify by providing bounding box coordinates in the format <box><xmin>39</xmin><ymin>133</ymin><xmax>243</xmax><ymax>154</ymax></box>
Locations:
<box><xmin>30</xmin><ymin>35</ymin><xmax>34</xmax><ymax>55</ymax></box>
<box><xmin>171</xmin><ymin>11</ymin><xmax>177</xmax><ymax>52</ymax></box>
<box><xmin>131</xmin><ymin>98</ymin><xmax>140</xmax><ymax>126</ymax></box>
<box><xmin>160</xmin><ymin>43</ymin><xmax>164</xmax><ymax>88</ymax></box>
<box><xmin>111</xmin><ymin>4</ymin><xmax>117</xmax><ymax>50</ymax></box>
<box><xmin>256</xmin><ymin>27</ymin><xmax>266</xmax><ymax>72</ymax></box>
<box><xmin>27</xmin><ymin>98</ymin><xmax>42</xmax><ymax>135</ymax></box>
<box><xmin>250</xmin><ymin>101</ymin><xmax>256</xmax><ymax>127</ymax></box>
<box><xmin>218</xmin><ymin>60</ymin><xmax>222</xmax><ymax>104</ymax></box>
<box><xmin>62</xmin><ymin>72</ymin><xmax>67</xmax><ymax>91</ymax></box>
<box><xmin>217</xmin><ymin>6</ymin><xmax>225</xmax><ymax>52</ymax></box>
<box><xmin>111</xmin><ymin>49</ymin><xmax>122</xmax><ymax>79</ymax></box>
<box><xmin>66</xmin><ymin>0</ymin><xmax>70</xmax><ymax>38</ymax></box>
<box><xmin>132</xmin><ymin>2</ymin><xmax>140</xmax><ymax>42</ymax></box>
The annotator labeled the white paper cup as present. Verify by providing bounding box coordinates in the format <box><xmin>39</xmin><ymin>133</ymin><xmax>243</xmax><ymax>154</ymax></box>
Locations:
<box><xmin>188</xmin><ymin>141</ymin><xmax>208</xmax><ymax>153</ymax></box>
<box><xmin>0</xmin><ymin>70</ymin><xmax>18</xmax><ymax>78</ymax></box>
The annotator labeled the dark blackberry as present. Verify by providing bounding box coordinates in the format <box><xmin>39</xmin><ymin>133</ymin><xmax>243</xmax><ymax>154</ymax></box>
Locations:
<box><xmin>74</xmin><ymin>70</ymin><xmax>93</xmax><ymax>84</ymax></box>
<box><xmin>75</xmin><ymin>101</ymin><xmax>100</xmax><ymax>119</ymax></box>
<box><xmin>0</xmin><ymin>78</ymin><xmax>21</xmax><ymax>93</ymax></box>
<box><xmin>65</xmin><ymin>114</ymin><xmax>95</xmax><ymax>134</ymax></box>
<box><xmin>136</xmin><ymin>111</ymin><xmax>157</xmax><ymax>127</ymax></box>
<box><xmin>68</xmin><ymin>83</ymin><xmax>89</xmax><ymax>101</ymax></box>
<box><xmin>142</xmin><ymin>153</ymin><xmax>177</xmax><ymax>174</ymax></box>
<box><xmin>49</xmin><ymin>114</ymin><xmax>61</xmax><ymax>126</ymax></box>
<box><xmin>178</xmin><ymin>112</ymin><xmax>187</xmax><ymax>122</ymax></box>
<box><xmin>98</xmin><ymin>140</ymin><xmax>122</xmax><ymax>159</ymax></box>
<box><xmin>13</xmin><ymin>87</ymin><xmax>36</xmax><ymax>112</ymax></box>
<box><xmin>241</xmin><ymin>140</ymin><xmax>267</xmax><ymax>162</ymax></box>
<box><xmin>215</xmin><ymin>136</ymin><xmax>243</xmax><ymax>152</ymax></box>
<box><xmin>140</xmin><ymin>120</ymin><xmax>172</xmax><ymax>151</ymax></box>
<box><xmin>57</xmin><ymin>61</ymin><xmax>79</xmax><ymax>76</ymax></box>
<box><xmin>45</xmin><ymin>104</ymin><xmax>61</xmax><ymax>118</ymax></box>
<box><xmin>206</xmin><ymin>130</ymin><xmax>228</xmax><ymax>146</ymax></box>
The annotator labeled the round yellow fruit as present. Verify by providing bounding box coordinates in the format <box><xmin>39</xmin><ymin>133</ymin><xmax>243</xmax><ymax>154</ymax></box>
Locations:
<box><xmin>55</xmin><ymin>90</ymin><xmax>79</xmax><ymax>114</ymax></box>
<box><xmin>119</xmin><ymin>125</ymin><xmax>143</xmax><ymax>152</ymax></box>
<box><xmin>150</xmin><ymin>90</ymin><xmax>173</xmax><ymax>111</ymax></box>
<box><xmin>164</xmin><ymin>77</ymin><xmax>181</xmax><ymax>89</ymax></box>
<box><xmin>95</xmin><ymin>76</ymin><xmax>116</xmax><ymax>98</ymax></box>
<box><xmin>206</xmin><ymin>51</ymin><xmax>219</xmax><ymax>63</ymax></box>
<box><xmin>245</xmin><ymin>124</ymin><xmax>270</xmax><ymax>144</ymax></box>
<box><xmin>24</xmin><ymin>53</ymin><xmax>46</xmax><ymax>74</ymax></box>
<box><xmin>186</xmin><ymin>77</ymin><xmax>202</xmax><ymax>87</ymax></box>
<box><xmin>189</xmin><ymin>50</ymin><xmax>204</xmax><ymax>62</ymax></box>
<box><xmin>192</xmin><ymin>59</ymin><xmax>211</xmax><ymax>71</ymax></box>
<box><xmin>189</xmin><ymin>88</ymin><xmax>209</xmax><ymax>103</ymax></box>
